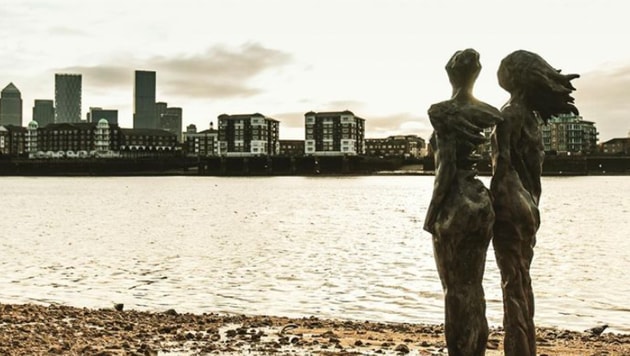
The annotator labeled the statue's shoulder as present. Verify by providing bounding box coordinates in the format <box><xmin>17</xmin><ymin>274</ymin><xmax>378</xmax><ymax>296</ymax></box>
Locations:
<box><xmin>428</xmin><ymin>100</ymin><xmax>457</xmax><ymax>118</ymax></box>
<box><xmin>475</xmin><ymin>101</ymin><xmax>501</xmax><ymax>117</ymax></box>
<box><xmin>500</xmin><ymin>102</ymin><xmax>526</xmax><ymax>118</ymax></box>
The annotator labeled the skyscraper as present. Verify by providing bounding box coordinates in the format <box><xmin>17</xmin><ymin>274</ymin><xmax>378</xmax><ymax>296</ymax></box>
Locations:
<box><xmin>155</xmin><ymin>101</ymin><xmax>168</xmax><ymax>120</ymax></box>
<box><xmin>160</xmin><ymin>107</ymin><xmax>183</xmax><ymax>142</ymax></box>
<box><xmin>87</xmin><ymin>107</ymin><xmax>118</xmax><ymax>125</ymax></box>
<box><xmin>133</xmin><ymin>70</ymin><xmax>156</xmax><ymax>129</ymax></box>
<box><xmin>32</xmin><ymin>99</ymin><xmax>55</xmax><ymax>127</ymax></box>
<box><xmin>0</xmin><ymin>83</ymin><xmax>23</xmax><ymax>126</ymax></box>
<box><xmin>55</xmin><ymin>74</ymin><xmax>82</xmax><ymax>123</ymax></box>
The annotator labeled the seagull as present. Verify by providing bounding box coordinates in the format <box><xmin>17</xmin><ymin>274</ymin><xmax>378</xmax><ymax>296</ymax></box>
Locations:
<box><xmin>585</xmin><ymin>324</ymin><xmax>608</xmax><ymax>336</ymax></box>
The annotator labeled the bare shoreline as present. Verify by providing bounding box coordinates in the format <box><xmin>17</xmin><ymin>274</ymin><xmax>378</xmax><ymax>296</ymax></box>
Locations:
<box><xmin>1</xmin><ymin>303</ymin><xmax>629</xmax><ymax>355</ymax></box>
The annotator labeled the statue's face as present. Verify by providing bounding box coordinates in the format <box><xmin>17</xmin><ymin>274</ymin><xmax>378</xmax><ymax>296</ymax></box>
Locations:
<box><xmin>446</xmin><ymin>48</ymin><xmax>481</xmax><ymax>88</ymax></box>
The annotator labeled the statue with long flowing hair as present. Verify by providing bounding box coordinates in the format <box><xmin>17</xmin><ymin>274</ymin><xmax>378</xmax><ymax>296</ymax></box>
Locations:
<box><xmin>424</xmin><ymin>48</ymin><xmax>502</xmax><ymax>355</ymax></box>
<box><xmin>491</xmin><ymin>50</ymin><xmax>579</xmax><ymax>355</ymax></box>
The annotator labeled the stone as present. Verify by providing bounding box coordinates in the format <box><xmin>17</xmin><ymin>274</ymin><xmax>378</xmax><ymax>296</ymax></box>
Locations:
<box><xmin>586</xmin><ymin>324</ymin><xmax>609</xmax><ymax>336</ymax></box>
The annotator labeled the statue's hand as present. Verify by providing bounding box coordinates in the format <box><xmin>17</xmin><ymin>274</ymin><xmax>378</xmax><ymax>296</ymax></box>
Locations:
<box><xmin>465</xmin><ymin>103</ymin><xmax>503</xmax><ymax>128</ymax></box>
<box><xmin>428</xmin><ymin>101</ymin><xmax>503</xmax><ymax>146</ymax></box>
<box><xmin>428</xmin><ymin>103</ymin><xmax>498</xmax><ymax>146</ymax></box>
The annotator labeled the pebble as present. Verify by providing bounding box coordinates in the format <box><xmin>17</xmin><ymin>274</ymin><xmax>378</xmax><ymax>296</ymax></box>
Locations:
<box><xmin>1</xmin><ymin>303</ymin><xmax>629</xmax><ymax>355</ymax></box>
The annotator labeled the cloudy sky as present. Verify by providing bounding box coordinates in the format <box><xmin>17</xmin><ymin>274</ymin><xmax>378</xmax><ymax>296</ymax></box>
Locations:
<box><xmin>1</xmin><ymin>0</ymin><xmax>628</xmax><ymax>142</ymax></box>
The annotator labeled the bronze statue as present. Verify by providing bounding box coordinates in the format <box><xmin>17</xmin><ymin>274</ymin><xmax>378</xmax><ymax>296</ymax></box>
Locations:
<box><xmin>491</xmin><ymin>50</ymin><xmax>579</xmax><ymax>355</ymax></box>
<box><xmin>424</xmin><ymin>48</ymin><xmax>502</xmax><ymax>355</ymax></box>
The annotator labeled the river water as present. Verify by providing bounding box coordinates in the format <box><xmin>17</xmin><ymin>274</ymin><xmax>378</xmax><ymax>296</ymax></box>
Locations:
<box><xmin>0</xmin><ymin>175</ymin><xmax>628</xmax><ymax>333</ymax></box>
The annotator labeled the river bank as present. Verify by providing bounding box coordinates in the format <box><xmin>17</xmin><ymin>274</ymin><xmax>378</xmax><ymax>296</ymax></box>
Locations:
<box><xmin>1</xmin><ymin>303</ymin><xmax>628</xmax><ymax>355</ymax></box>
<box><xmin>2</xmin><ymin>155</ymin><xmax>630</xmax><ymax>176</ymax></box>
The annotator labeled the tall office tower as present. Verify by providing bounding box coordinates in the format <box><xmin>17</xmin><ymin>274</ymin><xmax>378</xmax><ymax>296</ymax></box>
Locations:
<box><xmin>87</xmin><ymin>107</ymin><xmax>118</xmax><ymax>124</ymax></box>
<box><xmin>160</xmin><ymin>107</ymin><xmax>183</xmax><ymax>142</ymax></box>
<box><xmin>133</xmin><ymin>70</ymin><xmax>156</xmax><ymax>129</ymax></box>
<box><xmin>32</xmin><ymin>99</ymin><xmax>55</xmax><ymax>127</ymax></box>
<box><xmin>0</xmin><ymin>83</ymin><xmax>23</xmax><ymax>126</ymax></box>
<box><xmin>55</xmin><ymin>74</ymin><xmax>82</xmax><ymax>123</ymax></box>
<box><xmin>155</xmin><ymin>101</ymin><xmax>167</xmax><ymax>120</ymax></box>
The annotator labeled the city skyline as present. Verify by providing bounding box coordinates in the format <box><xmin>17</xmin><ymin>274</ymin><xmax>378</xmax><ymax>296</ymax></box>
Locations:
<box><xmin>1</xmin><ymin>1</ymin><xmax>629</xmax><ymax>142</ymax></box>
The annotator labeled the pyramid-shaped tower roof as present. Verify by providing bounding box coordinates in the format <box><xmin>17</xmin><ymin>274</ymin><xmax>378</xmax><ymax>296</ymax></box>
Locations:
<box><xmin>1</xmin><ymin>82</ymin><xmax>20</xmax><ymax>95</ymax></box>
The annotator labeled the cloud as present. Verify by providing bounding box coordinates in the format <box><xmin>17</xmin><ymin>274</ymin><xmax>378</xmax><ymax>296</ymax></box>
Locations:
<box><xmin>55</xmin><ymin>65</ymin><xmax>131</xmax><ymax>92</ymax></box>
<box><xmin>321</xmin><ymin>100</ymin><xmax>366</xmax><ymax>112</ymax></box>
<box><xmin>272</xmin><ymin>112</ymin><xmax>304</xmax><ymax>129</ymax></box>
<box><xmin>56</xmin><ymin>42</ymin><xmax>292</xmax><ymax>99</ymax></box>
<box><xmin>156</xmin><ymin>43</ymin><xmax>292</xmax><ymax>98</ymax></box>
<box><xmin>275</xmin><ymin>110</ymin><xmax>431</xmax><ymax>140</ymax></box>
<box><xmin>273</xmin><ymin>102</ymin><xmax>367</xmax><ymax>129</ymax></box>
<box><xmin>574</xmin><ymin>64</ymin><xmax>630</xmax><ymax>141</ymax></box>
<box><xmin>366</xmin><ymin>112</ymin><xmax>431</xmax><ymax>139</ymax></box>
<box><xmin>48</xmin><ymin>26</ymin><xmax>88</xmax><ymax>37</ymax></box>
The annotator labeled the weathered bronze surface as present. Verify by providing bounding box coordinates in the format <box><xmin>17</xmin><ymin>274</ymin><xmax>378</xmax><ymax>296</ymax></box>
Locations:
<box><xmin>491</xmin><ymin>50</ymin><xmax>579</xmax><ymax>356</ymax></box>
<box><xmin>424</xmin><ymin>48</ymin><xmax>502</xmax><ymax>356</ymax></box>
<box><xmin>425</xmin><ymin>48</ymin><xmax>578</xmax><ymax>356</ymax></box>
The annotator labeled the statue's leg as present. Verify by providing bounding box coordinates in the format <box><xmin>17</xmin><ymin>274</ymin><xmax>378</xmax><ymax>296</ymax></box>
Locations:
<box><xmin>493</xmin><ymin>223</ymin><xmax>536</xmax><ymax>356</ymax></box>
<box><xmin>433</xmin><ymin>230</ymin><xmax>490</xmax><ymax>356</ymax></box>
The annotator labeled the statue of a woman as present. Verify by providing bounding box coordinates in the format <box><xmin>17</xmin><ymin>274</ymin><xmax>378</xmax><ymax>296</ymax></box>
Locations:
<box><xmin>491</xmin><ymin>50</ymin><xmax>579</xmax><ymax>355</ymax></box>
<box><xmin>424</xmin><ymin>48</ymin><xmax>502</xmax><ymax>355</ymax></box>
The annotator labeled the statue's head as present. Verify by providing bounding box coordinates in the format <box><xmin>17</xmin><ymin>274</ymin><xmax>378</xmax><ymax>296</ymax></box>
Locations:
<box><xmin>498</xmin><ymin>50</ymin><xmax>579</xmax><ymax>122</ymax></box>
<box><xmin>445</xmin><ymin>48</ymin><xmax>481</xmax><ymax>89</ymax></box>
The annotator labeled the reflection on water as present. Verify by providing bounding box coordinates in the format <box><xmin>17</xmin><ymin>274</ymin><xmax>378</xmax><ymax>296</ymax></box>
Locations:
<box><xmin>0</xmin><ymin>176</ymin><xmax>628</xmax><ymax>333</ymax></box>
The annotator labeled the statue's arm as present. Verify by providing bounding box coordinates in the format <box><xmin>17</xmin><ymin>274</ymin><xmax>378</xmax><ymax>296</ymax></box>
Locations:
<box><xmin>493</xmin><ymin>106</ymin><xmax>517</xmax><ymax>174</ymax></box>
<box><xmin>424</xmin><ymin>130</ymin><xmax>457</xmax><ymax>234</ymax></box>
<box><xmin>428</xmin><ymin>103</ymin><xmax>488</xmax><ymax>147</ymax></box>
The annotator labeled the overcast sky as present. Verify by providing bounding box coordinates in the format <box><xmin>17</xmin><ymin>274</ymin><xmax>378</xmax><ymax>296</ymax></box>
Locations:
<box><xmin>1</xmin><ymin>0</ymin><xmax>628</xmax><ymax>142</ymax></box>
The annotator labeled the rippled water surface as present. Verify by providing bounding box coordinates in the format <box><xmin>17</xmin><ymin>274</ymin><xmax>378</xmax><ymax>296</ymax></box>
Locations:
<box><xmin>1</xmin><ymin>176</ymin><xmax>628</xmax><ymax>333</ymax></box>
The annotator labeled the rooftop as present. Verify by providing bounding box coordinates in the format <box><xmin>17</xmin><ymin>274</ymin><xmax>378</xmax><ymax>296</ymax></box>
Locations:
<box><xmin>1</xmin><ymin>82</ymin><xmax>21</xmax><ymax>96</ymax></box>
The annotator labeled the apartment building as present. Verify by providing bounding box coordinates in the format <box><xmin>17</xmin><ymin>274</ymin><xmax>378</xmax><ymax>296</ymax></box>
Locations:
<box><xmin>0</xmin><ymin>125</ymin><xmax>26</xmax><ymax>157</ymax></box>
<box><xmin>279</xmin><ymin>140</ymin><xmax>305</xmax><ymax>156</ymax></box>
<box><xmin>542</xmin><ymin>113</ymin><xmax>598</xmax><ymax>154</ymax></box>
<box><xmin>184</xmin><ymin>123</ymin><xmax>219</xmax><ymax>157</ymax></box>
<box><xmin>601</xmin><ymin>137</ymin><xmax>630</xmax><ymax>155</ymax></box>
<box><xmin>25</xmin><ymin>119</ymin><xmax>120</xmax><ymax>158</ymax></box>
<box><xmin>217</xmin><ymin>113</ymin><xmax>279</xmax><ymax>157</ymax></box>
<box><xmin>365</xmin><ymin>135</ymin><xmax>426</xmax><ymax>158</ymax></box>
<box><xmin>304</xmin><ymin>110</ymin><xmax>365</xmax><ymax>156</ymax></box>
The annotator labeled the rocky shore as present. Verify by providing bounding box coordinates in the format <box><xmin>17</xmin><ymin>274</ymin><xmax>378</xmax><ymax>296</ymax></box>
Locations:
<box><xmin>1</xmin><ymin>303</ymin><xmax>629</xmax><ymax>355</ymax></box>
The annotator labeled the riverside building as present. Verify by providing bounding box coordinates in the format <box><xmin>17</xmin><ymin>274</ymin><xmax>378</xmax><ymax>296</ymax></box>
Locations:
<box><xmin>0</xmin><ymin>125</ymin><xmax>26</xmax><ymax>157</ymax></box>
<box><xmin>25</xmin><ymin>119</ymin><xmax>120</xmax><ymax>158</ymax></box>
<box><xmin>365</xmin><ymin>135</ymin><xmax>426</xmax><ymax>158</ymax></box>
<box><xmin>24</xmin><ymin>119</ymin><xmax>179</xmax><ymax>159</ymax></box>
<box><xmin>217</xmin><ymin>113</ymin><xmax>279</xmax><ymax>157</ymax></box>
<box><xmin>304</xmin><ymin>110</ymin><xmax>365</xmax><ymax>156</ymax></box>
<box><xmin>601</xmin><ymin>137</ymin><xmax>630</xmax><ymax>155</ymax></box>
<box><xmin>184</xmin><ymin>123</ymin><xmax>219</xmax><ymax>156</ymax></box>
<box><xmin>119</xmin><ymin>128</ymin><xmax>178</xmax><ymax>158</ymax></box>
<box><xmin>542</xmin><ymin>113</ymin><xmax>598</xmax><ymax>154</ymax></box>
<box><xmin>279</xmin><ymin>140</ymin><xmax>305</xmax><ymax>156</ymax></box>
